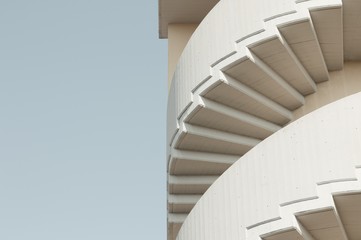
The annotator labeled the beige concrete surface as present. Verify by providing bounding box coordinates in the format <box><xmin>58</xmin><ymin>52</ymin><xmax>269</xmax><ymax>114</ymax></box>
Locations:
<box><xmin>168</xmin><ymin>24</ymin><xmax>198</xmax><ymax>87</ymax></box>
<box><xmin>293</xmin><ymin>62</ymin><xmax>361</xmax><ymax>121</ymax></box>
<box><xmin>158</xmin><ymin>0</ymin><xmax>218</xmax><ymax>38</ymax></box>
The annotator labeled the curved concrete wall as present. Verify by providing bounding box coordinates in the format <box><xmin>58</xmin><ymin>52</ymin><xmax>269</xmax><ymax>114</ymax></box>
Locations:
<box><xmin>177</xmin><ymin>92</ymin><xmax>361</xmax><ymax>240</ymax></box>
<box><xmin>165</xmin><ymin>0</ymin><xmax>361</xmax><ymax>239</ymax></box>
<box><xmin>167</xmin><ymin>0</ymin><xmax>295</xmax><ymax>145</ymax></box>
<box><xmin>170</xmin><ymin>0</ymin><xmax>295</xmax><ymax>109</ymax></box>
<box><xmin>167</xmin><ymin>0</ymin><xmax>342</xmax><ymax>150</ymax></box>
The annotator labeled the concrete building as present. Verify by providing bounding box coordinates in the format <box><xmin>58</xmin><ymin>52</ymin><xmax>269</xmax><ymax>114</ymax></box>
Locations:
<box><xmin>160</xmin><ymin>0</ymin><xmax>361</xmax><ymax>239</ymax></box>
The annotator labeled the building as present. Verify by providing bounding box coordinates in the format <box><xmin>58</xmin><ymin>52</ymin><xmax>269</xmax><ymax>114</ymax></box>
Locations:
<box><xmin>160</xmin><ymin>0</ymin><xmax>361</xmax><ymax>239</ymax></box>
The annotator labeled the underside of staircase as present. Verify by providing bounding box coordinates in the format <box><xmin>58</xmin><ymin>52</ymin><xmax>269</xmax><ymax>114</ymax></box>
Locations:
<box><xmin>166</xmin><ymin>1</ymin><xmax>361</xmax><ymax>239</ymax></box>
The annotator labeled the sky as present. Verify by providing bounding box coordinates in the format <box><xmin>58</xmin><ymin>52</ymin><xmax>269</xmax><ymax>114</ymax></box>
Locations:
<box><xmin>0</xmin><ymin>1</ymin><xmax>167</xmax><ymax>239</ymax></box>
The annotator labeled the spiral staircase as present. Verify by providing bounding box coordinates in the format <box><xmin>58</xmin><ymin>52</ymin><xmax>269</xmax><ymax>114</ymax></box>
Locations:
<box><xmin>164</xmin><ymin>0</ymin><xmax>361</xmax><ymax>239</ymax></box>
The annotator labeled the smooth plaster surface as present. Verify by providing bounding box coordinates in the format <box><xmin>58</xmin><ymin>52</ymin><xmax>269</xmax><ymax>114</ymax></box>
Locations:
<box><xmin>168</xmin><ymin>24</ymin><xmax>198</xmax><ymax>87</ymax></box>
<box><xmin>293</xmin><ymin>62</ymin><xmax>361</xmax><ymax>120</ymax></box>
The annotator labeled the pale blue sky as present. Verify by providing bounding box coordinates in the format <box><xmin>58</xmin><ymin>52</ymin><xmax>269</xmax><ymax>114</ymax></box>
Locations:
<box><xmin>0</xmin><ymin>1</ymin><xmax>167</xmax><ymax>239</ymax></box>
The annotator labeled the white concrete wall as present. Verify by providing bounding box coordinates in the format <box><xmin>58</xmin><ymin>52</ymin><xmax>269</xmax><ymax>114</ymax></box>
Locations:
<box><xmin>166</xmin><ymin>0</ymin><xmax>341</xmax><ymax>150</ymax></box>
<box><xmin>177</xmin><ymin>92</ymin><xmax>361</xmax><ymax>240</ymax></box>
<box><xmin>168</xmin><ymin>0</ymin><xmax>297</xmax><ymax>142</ymax></box>
<box><xmin>163</xmin><ymin>0</ymin><xmax>361</xmax><ymax>239</ymax></box>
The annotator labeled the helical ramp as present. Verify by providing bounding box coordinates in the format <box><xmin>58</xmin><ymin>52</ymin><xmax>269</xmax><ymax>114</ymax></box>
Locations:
<box><xmin>166</xmin><ymin>0</ymin><xmax>361</xmax><ymax>239</ymax></box>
